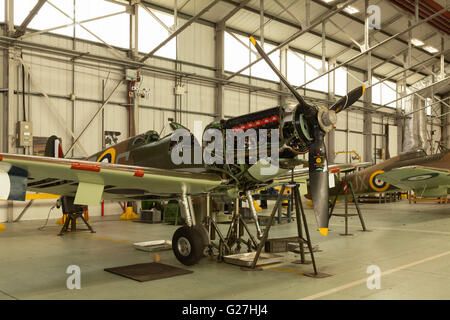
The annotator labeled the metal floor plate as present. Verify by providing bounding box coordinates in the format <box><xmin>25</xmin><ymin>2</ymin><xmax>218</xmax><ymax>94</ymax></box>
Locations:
<box><xmin>223</xmin><ymin>252</ymin><xmax>283</xmax><ymax>267</ymax></box>
<box><xmin>133</xmin><ymin>240</ymin><xmax>172</xmax><ymax>252</ymax></box>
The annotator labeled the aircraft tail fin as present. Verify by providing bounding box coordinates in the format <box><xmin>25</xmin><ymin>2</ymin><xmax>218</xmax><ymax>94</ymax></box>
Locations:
<box><xmin>44</xmin><ymin>135</ymin><xmax>64</xmax><ymax>158</ymax></box>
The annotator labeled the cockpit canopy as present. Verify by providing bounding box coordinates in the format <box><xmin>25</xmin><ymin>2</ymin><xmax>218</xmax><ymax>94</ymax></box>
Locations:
<box><xmin>131</xmin><ymin>130</ymin><xmax>160</xmax><ymax>147</ymax></box>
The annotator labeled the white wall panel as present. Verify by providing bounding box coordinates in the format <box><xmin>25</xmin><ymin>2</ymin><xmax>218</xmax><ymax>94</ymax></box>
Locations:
<box><xmin>389</xmin><ymin>125</ymin><xmax>398</xmax><ymax>157</ymax></box>
<box><xmin>349</xmin><ymin>132</ymin><xmax>364</xmax><ymax>163</ymax></box>
<box><xmin>334</xmin><ymin>130</ymin><xmax>348</xmax><ymax>163</ymax></box>
<box><xmin>30</xmin><ymin>96</ymin><xmax>73</xmax><ymax>152</ymax></box>
<box><xmin>224</xmin><ymin>87</ymin><xmax>249</xmax><ymax>117</ymax></box>
<box><xmin>74</xmin><ymin>101</ymin><xmax>103</xmax><ymax>156</ymax></box>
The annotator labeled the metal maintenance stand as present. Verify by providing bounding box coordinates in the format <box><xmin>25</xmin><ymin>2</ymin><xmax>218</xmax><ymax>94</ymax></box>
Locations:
<box><xmin>58</xmin><ymin>211</ymin><xmax>96</xmax><ymax>236</ymax></box>
<box><xmin>206</xmin><ymin>195</ymin><xmax>260</xmax><ymax>261</ymax></box>
<box><xmin>57</xmin><ymin>196</ymin><xmax>96</xmax><ymax>236</ymax></box>
<box><xmin>328</xmin><ymin>172</ymin><xmax>368</xmax><ymax>236</ymax></box>
<box><xmin>247</xmin><ymin>183</ymin><xmax>329</xmax><ymax>278</ymax></box>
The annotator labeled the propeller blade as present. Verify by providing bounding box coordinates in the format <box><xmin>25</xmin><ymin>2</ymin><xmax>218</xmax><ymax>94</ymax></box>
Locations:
<box><xmin>249</xmin><ymin>37</ymin><xmax>307</xmax><ymax>108</ymax></box>
<box><xmin>308</xmin><ymin>127</ymin><xmax>329</xmax><ymax>236</ymax></box>
<box><xmin>330</xmin><ymin>85</ymin><xmax>365</xmax><ymax>113</ymax></box>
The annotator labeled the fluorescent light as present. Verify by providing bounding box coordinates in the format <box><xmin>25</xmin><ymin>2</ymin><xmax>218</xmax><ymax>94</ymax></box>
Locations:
<box><xmin>343</xmin><ymin>6</ymin><xmax>359</xmax><ymax>14</ymax></box>
<box><xmin>411</xmin><ymin>38</ymin><xmax>424</xmax><ymax>46</ymax></box>
<box><xmin>322</xmin><ymin>0</ymin><xmax>335</xmax><ymax>3</ymax></box>
<box><xmin>423</xmin><ymin>46</ymin><xmax>439</xmax><ymax>54</ymax></box>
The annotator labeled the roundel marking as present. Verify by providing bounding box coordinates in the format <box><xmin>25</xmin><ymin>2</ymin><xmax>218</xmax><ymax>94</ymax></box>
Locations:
<box><xmin>96</xmin><ymin>148</ymin><xmax>116</xmax><ymax>163</ymax></box>
<box><xmin>402</xmin><ymin>173</ymin><xmax>439</xmax><ymax>181</ymax></box>
<box><xmin>369</xmin><ymin>170</ymin><xmax>390</xmax><ymax>192</ymax></box>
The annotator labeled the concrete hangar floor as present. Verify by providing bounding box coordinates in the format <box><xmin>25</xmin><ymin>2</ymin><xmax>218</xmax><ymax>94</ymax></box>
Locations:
<box><xmin>0</xmin><ymin>200</ymin><xmax>449</xmax><ymax>300</ymax></box>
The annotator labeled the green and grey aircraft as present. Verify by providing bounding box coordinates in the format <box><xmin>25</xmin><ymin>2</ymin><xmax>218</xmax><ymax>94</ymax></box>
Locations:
<box><xmin>275</xmin><ymin>149</ymin><xmax>450</xmax><ymax>202</ymax></box>
<box><xmin>0</xmin><ymin>37</ymin><xmax>366</xmax><ymax>266</ymax></box>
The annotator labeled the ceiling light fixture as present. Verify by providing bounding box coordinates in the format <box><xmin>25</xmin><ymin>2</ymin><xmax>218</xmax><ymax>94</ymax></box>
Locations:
<box><xmin>411</xmin><ymin>38</ymin><xmax>424</xmax><ymax>46</ymax></box>
<box><xmin>423</xmin><ymin>46</ymin><xmax>439</xmax><ymax>54</ymax></box>
<box><xmin>343</xmin><ymin>6</ymin><xmax>359</xmax><ymax>14</ymax></box>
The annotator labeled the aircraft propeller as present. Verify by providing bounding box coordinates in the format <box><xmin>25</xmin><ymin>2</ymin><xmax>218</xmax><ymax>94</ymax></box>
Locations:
<box><xmin>250</xmin><ymin>37</ymin><xmax>365</xmax><ymax>236</ymax></box>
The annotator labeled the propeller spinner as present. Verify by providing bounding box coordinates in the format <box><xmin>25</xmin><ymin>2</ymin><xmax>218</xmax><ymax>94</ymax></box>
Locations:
<box><xmin>249</xmin><ymin>36</ymin><xmax>365</xmax><ymax>236</ymax></box>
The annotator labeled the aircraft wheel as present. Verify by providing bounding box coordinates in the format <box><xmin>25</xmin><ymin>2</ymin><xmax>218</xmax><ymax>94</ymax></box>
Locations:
<box><xmin>172</xmin><ymin>226</ymin><xmax>204</xmax><ymax>266</ymax></box>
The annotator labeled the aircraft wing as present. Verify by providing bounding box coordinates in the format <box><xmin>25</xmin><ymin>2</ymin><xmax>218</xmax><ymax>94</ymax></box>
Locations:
<box><xmin>0</xmin><ymin>153</ymin><xmax>223</xmax><ymax>205</ymax></box>
<box><xmin>377</xmin><ymin>166</ymin><xmax>450</xmax><ymax>192</ymax></box>
<box><xmin>271</xmin><ymin>162</ymin><xmax>372</xmax><ymax>186</ymax></box>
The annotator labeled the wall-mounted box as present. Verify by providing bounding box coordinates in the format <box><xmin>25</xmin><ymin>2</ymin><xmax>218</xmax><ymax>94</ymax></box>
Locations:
<box><xmin>18</xmin><ymin>121</ymin><xmax>33</xmax><ymax>147</ymax></box>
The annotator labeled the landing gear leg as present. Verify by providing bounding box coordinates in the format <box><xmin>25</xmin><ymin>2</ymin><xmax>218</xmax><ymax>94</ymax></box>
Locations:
<box><xmin>172</xmin><ymin>194</ymin><xmax>208</xmax><ymax>266</ymax></box>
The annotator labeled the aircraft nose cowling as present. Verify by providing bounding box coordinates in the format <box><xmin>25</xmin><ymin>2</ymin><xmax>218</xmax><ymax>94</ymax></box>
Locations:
<box><xmin>322</xmin><ymin>109</ymin><xmax>337</xmax><ymax>127</ymax></box>
<box><xmin>318</xmin><ymin>106</ymin><xmax>336</xmax><ymax>133</ymax></box>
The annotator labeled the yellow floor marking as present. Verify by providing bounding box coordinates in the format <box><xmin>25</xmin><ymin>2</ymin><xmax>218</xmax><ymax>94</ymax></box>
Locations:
<box><xmin>259</xmin><ymin>264</ymin><xmax>304</xmax><ymax>275</ymax></box>
<box><xmin>74</xmin><ymin>233</ymin><xmax>132</xmax><ymax>245</ymax></box>
<box><xmin>300</xmin><ymin>249</ymin><xmax>450</xmax><ymax>300</ymax></box>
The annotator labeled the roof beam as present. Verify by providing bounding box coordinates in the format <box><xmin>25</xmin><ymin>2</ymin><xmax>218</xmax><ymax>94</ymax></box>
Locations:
<box><xmin>219</xmin><ymin>0</ymin><xmax>252</xmax><ymax>24</ymax></box>
<box><xmin>222</xmin><ymin>0</ymin><xmax>428</xmax><ymax>78</ymax></box>
<box><xmin>375</xmin><ymin>76</ymin><xmax>449</xmax><ymax>111</ymax></box>
<box><xmin>310</xmin><ymin>0</ymin><xmax>449</xmax><ymax>64</ymax></box>
<box><xmin>296</xmin><ymin>7</ymin><xmax>449</xmax><ymax>90</ymax></box>
<box><xmin>13</xmin><ymin>0</ymin><xmax>47</xmax><ymax>38</ymax></box>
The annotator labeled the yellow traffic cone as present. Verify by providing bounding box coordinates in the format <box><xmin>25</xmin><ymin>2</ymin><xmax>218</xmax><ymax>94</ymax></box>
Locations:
<box><xmin>120</xmin><ymin>206</ymin><xmax>139</xmax><ymax>220</ymax></box>
<box><xmin>56</xmin><ymin>214</ymin><xmax>67</xmax><ymax>226</ymax></box>
<box><xmin>253</xmin><ymin>200</ymin><xmax>262</xmax><ymax>211</ymax></box>
<box><xmin>0</xmin><ymin>223</ymin><xmax>6</xmax><ymax>231</ymax></box>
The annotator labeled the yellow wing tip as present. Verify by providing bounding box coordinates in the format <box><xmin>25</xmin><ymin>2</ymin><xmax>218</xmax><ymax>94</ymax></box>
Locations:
<box><xmin>249</xmin><ymin>36</ymin><xmax>256</xmax><ymax>46</ymax></box>
<box><xmin>362</xmin><ymin>85</ymin><xmax>366</xmax><ymax>95</ymax></box>
<box><xmin>319</xmin><ymin>228</ymin><xmax>328</xmax><ymax>236</ymax></box>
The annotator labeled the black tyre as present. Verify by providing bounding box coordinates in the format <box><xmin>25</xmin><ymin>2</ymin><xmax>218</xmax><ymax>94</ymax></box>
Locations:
<box><xmin>172</xmin><ymin>226</ymin><xmax>204</xmax><ymax>266</ymax></box>
<box><xmin>193</xmin><ymin>225</ymin><xmax>211</xmax><ymax>257</ymax></box>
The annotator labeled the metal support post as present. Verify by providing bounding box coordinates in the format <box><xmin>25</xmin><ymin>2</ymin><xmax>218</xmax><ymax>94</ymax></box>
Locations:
<box><xmin>329</xmin><ymin>172</ymin><xmax>369</xmax><ymax>235</ymax></box>
<box><xmin>250</xmin><ymin>185</ymin><xmax>285</xmax><ymax>269</ymax></box>
<box><xmin>349</xmin><ymin>182</ymin><xmax>367</xmax><ymax>231</ymax></box>
<box><xmin>246</xmin><ymin>191</ymin><xmax>263</xmax><ymax>239</ymax></box>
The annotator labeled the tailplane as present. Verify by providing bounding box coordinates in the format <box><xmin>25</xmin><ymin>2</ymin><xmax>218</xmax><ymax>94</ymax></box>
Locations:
<box><xmin>44</xmin><ymin>135</ymin><xmax>64</xmax><ymax>158</ymax></box>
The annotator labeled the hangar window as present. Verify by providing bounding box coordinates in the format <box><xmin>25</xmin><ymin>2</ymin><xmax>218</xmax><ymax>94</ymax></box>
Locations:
<box><xmin>13</xmin><ymin>0</ymin><xmax>75</xmax><ymax>37</ymax></box>
<box><xmin>75</xmin><ymin>0</ymin><xmax>129</xmax><ymax>49</ymax></box>
<box><xmin>224</xmin><ymin>32</ymin><xmax>280</xmax><ymax>81</ymax></box>
<box><xmin>426</xmin><ymin>98</ymin><xmax>432</xmax><ymax>116</ymax></box>
<box><xmin>249</xmin><ymin>42</ymin><xmax>280</xmax><ymax>82</ymax></box>
<box><xmin>287</xmin><ymin>50</ymin><xmax>305</xmax><ymax>86</ymax></box>
<box><xmin>305</xmin><ymin>56</ymin><xmax>328</xmax><ymax>93</ymax></box>
<box><xmin>224</xmin><ymin>32</ymin><xmax>252</xmax><ymax>76</ymax></box>
<box><xmin>138</xmin><ymin>7</ymin><xmax>176</xmax><ymax>60</ymax></box>
<box><xmin>0</xmin><ymin>1</ymin><xmax>4</xmax><ymax>22</ymax></box>
<box><xmin>371</xmin><ymin>76</ymin><xmax>382</xmax><ymax>106</ymax></box>
<box><xmin>381</xmin><ymin>80</ymin><xmax>396</xmax><ymax>108</ymax></box>
<box><xmin>372</xmin><ymin>77</ymin><xmax>397</xmax><ymax>108</ymax></box>
<box><xmin>334</xmin><ymin>67</ymin><xmax>347</xmax><ymax>97</ymax></box>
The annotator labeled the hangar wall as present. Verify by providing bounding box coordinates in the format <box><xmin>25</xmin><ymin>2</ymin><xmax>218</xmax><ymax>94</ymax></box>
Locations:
<box><xmin>0</xmin><ymin>16</ymin><xmax>445</xmax><ymax>223</ymax></box>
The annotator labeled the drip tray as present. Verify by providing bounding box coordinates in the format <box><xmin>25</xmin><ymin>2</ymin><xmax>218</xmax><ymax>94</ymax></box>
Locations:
<box><xmin>133</xmin><ymin>240</ymin><xmax>172</xmax><ymax>252</ymax></box>
<box><xmin>223</xmin><ymin>252</ymin><xmax>283</xmax><ymax>267</ymax></box>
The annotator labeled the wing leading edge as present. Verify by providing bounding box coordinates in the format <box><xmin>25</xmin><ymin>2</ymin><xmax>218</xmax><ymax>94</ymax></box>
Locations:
<box><xmin>377</xmin><ymin>166</ymin><xmax>450</xmax><ymax>196</ymax></box>
<box><xmin>0</xmin><ymin>153</ymin><xmax>223</xmax><ymax>205</ymax></box>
